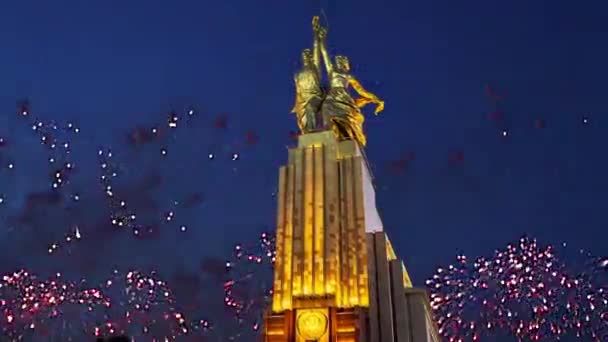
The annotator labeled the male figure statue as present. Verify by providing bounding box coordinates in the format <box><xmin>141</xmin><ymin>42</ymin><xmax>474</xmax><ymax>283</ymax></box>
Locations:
<box><xmin>291</xmin><ymin>17</ymin><xmax>325</xmax><ymax>133</ymax></box>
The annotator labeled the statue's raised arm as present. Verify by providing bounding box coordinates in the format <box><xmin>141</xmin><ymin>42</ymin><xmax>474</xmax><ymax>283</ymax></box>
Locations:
<box><xmin>312</xmin><ymin>17</ymin><xmax>322</xmax><ymax>78</ymax></box>
<box><xmin>316</xmin><ymin>24</ymin><xmax>333</xmax><ymax>77</ymax></box>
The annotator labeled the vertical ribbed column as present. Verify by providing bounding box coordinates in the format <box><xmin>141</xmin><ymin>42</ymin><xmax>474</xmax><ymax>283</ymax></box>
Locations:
<box><xmin>338</xmin><ymin>160</ymin><xmax>350</xmax><ymax>307</ymax></box>
<box><xmin>313</xmin><ymin>146</ymin><xmax>325</xmax><ymax>295</ymax></box>
<box><xmin>366</xmin><ymin>234</ymin><xmax>380</xmax><ymax>342</ymax></box>
<box><xmin>324</xmin><ymin>144</ymin><xmax>340</xmax><ymax>298</ymax></box>
<box><xmin>272</xmin><ymin>167</ymin><xmax>286</xmax><ymax>312</ymax></box>
<box><xmin>357</xmin><ymin>307</ymin><xmax>369</xmax><ymax>342</ymax></box>
<box><xmin>390</xmin><ymin>260</ymin><xmax>410</xmax><ymax>342</ymax></box>
<box><xmin>352</xmin><ymin>158</ymin><xmax>369</xmax><ymax>307</ymax></box>
<box><xmin>283</xmin><ymin>164</ymin><xmax>295</xmax><ymax>309</ymax></box>
<box><xmin>344</xmin><ymin>157</ymin><xmax>359</xmax><ymax>306</ymax></box>
<box><xmin>374</xmin><ymin>233</ymin><xmax>395</xmax><ymax>342</ymax></box>
<box><xmin>404</xmin><ymin>289</ymin><xmax>429</xmax><ymax>342</ymax></box>
<box><xmin>273</xmin><ymin>163</ymin><xmax>296</xmax><ymax>312</ymax></box>
<box><xmin>303</xmin><ymin>148</ymin><xmax>314</xmax><ymax>295</ymax></box>
<box><xmin>292</xmin><ymin>149</ymin><xmax>304</xmax><ymax>297</ymax></box>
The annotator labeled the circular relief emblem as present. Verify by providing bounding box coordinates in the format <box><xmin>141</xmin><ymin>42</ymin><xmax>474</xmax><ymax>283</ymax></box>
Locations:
<box><xmin>297</xmin><ymin>310</ymin><xmax>328</xmax><ymax>340</ymax></box>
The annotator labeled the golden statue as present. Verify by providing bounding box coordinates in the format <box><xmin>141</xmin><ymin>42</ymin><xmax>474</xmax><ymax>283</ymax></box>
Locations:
<box><xmin>314</xmin><ymin>20</ymin><xmax>384</xmax><ymax>146</ymax></box>
<box><xmin>291</xmin><ymin>17</ymin><xmax>325</xmax><ymax>133</ymax></box>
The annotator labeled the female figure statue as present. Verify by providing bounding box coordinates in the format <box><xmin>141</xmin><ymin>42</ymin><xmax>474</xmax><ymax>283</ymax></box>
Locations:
<box><xmin>316</xmin><ymin>25</ymin><xmax>384</xmax><ymax>147</ymax></box>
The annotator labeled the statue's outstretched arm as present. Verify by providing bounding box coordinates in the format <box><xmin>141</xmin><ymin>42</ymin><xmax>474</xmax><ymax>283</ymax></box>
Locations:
<box><xmin>349</xmin><ymin>78</ymin><xmax>379</xmax><ymax>101</ymax></box>
<box><xmin>350</xmin><ymin>77</ymin><xmax>384</xmax><ymax>114</ymax></box>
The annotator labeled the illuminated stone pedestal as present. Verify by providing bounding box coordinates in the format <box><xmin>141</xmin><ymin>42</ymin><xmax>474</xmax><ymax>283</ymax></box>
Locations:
<box><xmin>263</xmin><ymin>131</ymin><xmax>439</xmax><ymax>342</ymax></box>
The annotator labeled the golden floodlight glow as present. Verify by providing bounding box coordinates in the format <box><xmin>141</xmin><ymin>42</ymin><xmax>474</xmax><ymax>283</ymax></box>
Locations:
<box><xmin>386</xmin><ymin>237</ymin><xmax>397</xmax><ymax>261</ymax></box>
<box><xmin>271</xmin><ymin>135</ymin><xmax>372</xmax><ymax>312</ymax></box>
<box><xmin>402</xmin><ymin>262</ymin><xmax>413</xmax><ymax>288</ymax></box>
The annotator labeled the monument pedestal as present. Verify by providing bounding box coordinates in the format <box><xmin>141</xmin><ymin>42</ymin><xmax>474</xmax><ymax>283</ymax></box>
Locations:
<box><xmin>263</xmin><ymin>132</ymin><xmax>439</xmax><ymax>342</ymax></box>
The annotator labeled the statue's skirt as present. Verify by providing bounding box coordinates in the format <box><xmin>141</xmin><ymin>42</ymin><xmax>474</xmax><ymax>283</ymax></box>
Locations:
<box><xmin>322</xmin><ymin>88</ymin><xmax>366</xmax><ymax>146</ymax></box>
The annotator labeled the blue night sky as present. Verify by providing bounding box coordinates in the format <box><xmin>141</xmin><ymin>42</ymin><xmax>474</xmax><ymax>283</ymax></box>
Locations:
<box><xmin>0</xmin><ymin>1</ymin><xmax>606</xmax><ymax>341</ymax></box>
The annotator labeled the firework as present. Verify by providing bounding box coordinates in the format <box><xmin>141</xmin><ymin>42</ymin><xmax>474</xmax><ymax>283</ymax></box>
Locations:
<box><xmin>16</xmin><ymin>101</ymin><xmax>80</xmax><ymax>193</ymax></box>
<box><xmin>0</xmin><ymin>100</ymin><xmax>253</xmax><ymax>340</ymax></box>
<box><xmin>97</xmin><ymin>107</ymin><xmax>203</xmax><ymax>240</ymax></box>
<box><xmin>0</xmin><ymin>270</ymin><xmax>106</xmax><ymax>341</ymax></box>
<box><xmin>222</xmin><ymin>232</ymin><xmax>275</xmax><ymax>340</ymax></box>
<box><xmin>0</xmin><ymin>269</ymin><xmax>212</xmax><ymax>341</ymax></box>
<box><xmin>427</xmin><ymin>237</ymin><xmax>608</xmax><ymax>341</ymax></box>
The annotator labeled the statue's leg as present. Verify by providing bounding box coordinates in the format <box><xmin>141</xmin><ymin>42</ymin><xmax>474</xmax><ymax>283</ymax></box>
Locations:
<box><xmin>303</xmin><ymin>109</ymin><xmax>317</xmax><ymax>132</ymax></box>
<box><xmin>320</xmin><ymin>103</ymin><xmax>333</xmax><ymax>130</ymax></box>
<box><xmin>312</xmin><ymin>96</ymin><xmax>324</xmax><ymax>131</ymax></box>
<box><xmin>328</xmin><ymin>118</ymin><xmax>350</xmax><ymax>141</ymax></box>
<box><xmin>304</xmin><ymin>97</ymin><xmax>322</xmax><ymax>131</ymax></box>
<box><xmin>297</xmin><ymin>112</ymin><xmax>307</xmax><ymax>132</ymax></box>
<box><xmin>331</xmin><ymin>120</ymin><xmax>341</xmax><ymax>138</ymax></box>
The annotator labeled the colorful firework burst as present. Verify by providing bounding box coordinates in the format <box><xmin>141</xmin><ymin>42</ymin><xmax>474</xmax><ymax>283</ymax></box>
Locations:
<box><xmin>0</xmin><ymin>100</ymin><xmax>253</xmax><ymax>340</ymax></box>
<box><xmin>427</xmin><ymin>237</ymin><xmax>608</xmax><ymax>341</ymax></box>
<box><xmin>222</xmin><ymin>232</ymin><xmax>275</xmax><ymax>340</ymax></box>
<box><xmin>0</xmin><ymin>269</ymin><xmax>212</xmax><ymax>341</ymax></box>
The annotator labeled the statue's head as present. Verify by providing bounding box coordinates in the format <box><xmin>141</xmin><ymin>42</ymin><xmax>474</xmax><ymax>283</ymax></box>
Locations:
<box><xmin>301</xmin><ymin>49</ymin><xmax>313</xmax><ymax>66</ymax></box>
<box><xmin>335</xmin><ymin>55</ymin><xmax>350</xmax><ymax>72</ymax></box>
